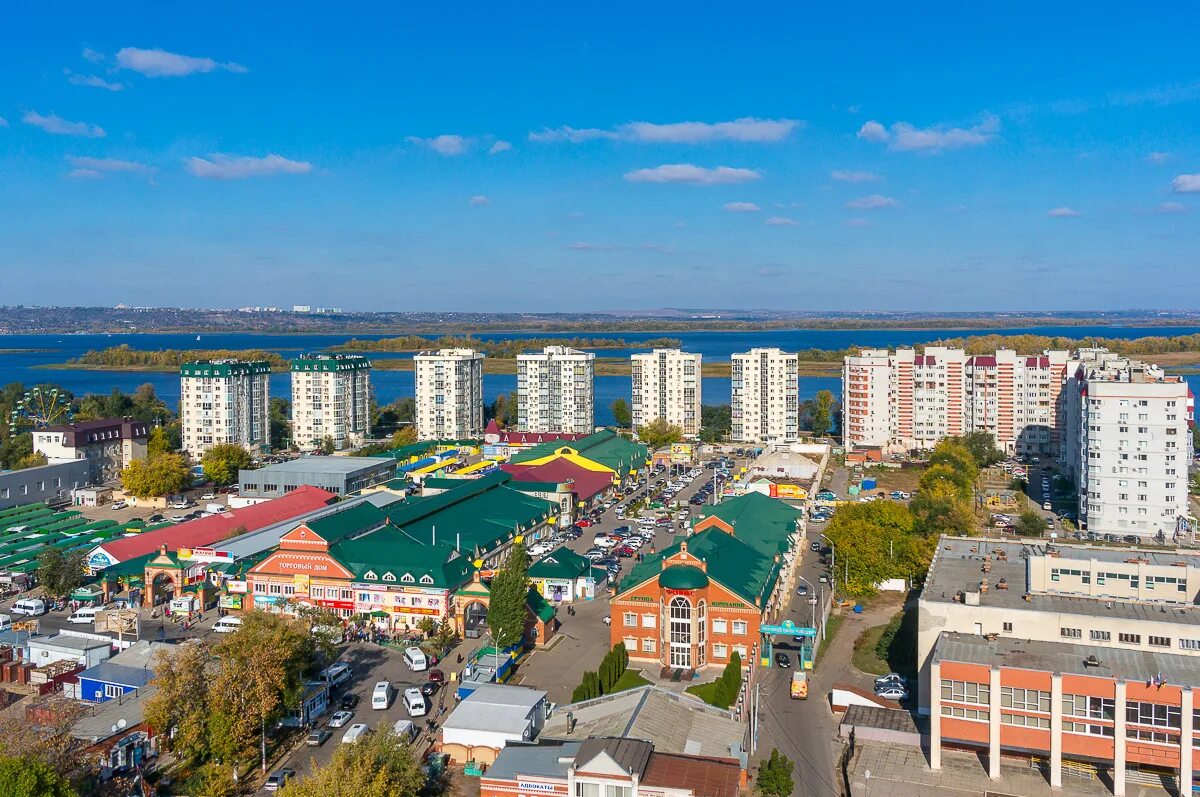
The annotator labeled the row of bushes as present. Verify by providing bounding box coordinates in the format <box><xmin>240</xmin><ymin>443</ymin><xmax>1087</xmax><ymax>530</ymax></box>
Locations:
<box><xmin>572</xmin><ymin>643</ymin><xmax>629</xmax><ymax>702</ymax></box>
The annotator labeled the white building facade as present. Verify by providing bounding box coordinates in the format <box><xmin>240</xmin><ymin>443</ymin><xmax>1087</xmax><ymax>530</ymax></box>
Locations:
<box><xmin>413</xmin><ymin>348</ymin><xmax>485</xmax><ymax>440</ymax></box>
<box><xmin>180</xmin><ymin>360</ymin><xmax>271</xmax><ymax>459</ymax></box>
<box><xmin>290</xmin><ymin>354</ymin><xmax>372</xmax><ymax>451</ymax></box>
<box><xmin>1062</xmin><ymin>349</ymin><xmax>1194</xmax><ymax>539</ymax></box>
<box><xmin>630</xmin><ymin>348</ymin><xmax>702</xmax><ymax>437</ymax></box>
<box><xmin>516</xmin><ymin>346</ymin><xmax>595</xmax><ymax>434</ymax></box>
<box><xmin>731</xmin><ymin>348</ymin><xmax>799</xmax><ymax>443</ymax></box>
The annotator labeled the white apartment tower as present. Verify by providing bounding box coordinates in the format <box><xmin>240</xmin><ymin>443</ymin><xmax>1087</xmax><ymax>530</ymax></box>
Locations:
<box><xmin>413</xmin><ymin>348</ymin><xmax>485</xmax><ymax>440</ymax></box>
<box><xmin>630</xmin><ymin>349</ymin><xmax>702</xmax><ymax>437</ymax></box>
<box><xmin>731</xmin><ymin>348</ymin><xmax>799</xmax><ymax>443</ymax></box>
<box><xmin>290</xmin><ymin>354</ymin><xmax>372</xmax><ymax>452</ymax></box>
<box><xmin>180</xmin><ymin>360</ymin><xmax>271</xmax><ymax>459</ymax></box>
<box><xmin>1062</xmin><ymin>348</ymin><xmax>1194</xmax><ymax>539</ymax></box>
<box><xmin>516</xmin><ymin>346</ymin><xmax>595</xmax><ymax>434</ymax></box>
<box><xmin>843</xmin><ymin>346</ymin><xmax>1069</xmax><ymax>456</ymax></box>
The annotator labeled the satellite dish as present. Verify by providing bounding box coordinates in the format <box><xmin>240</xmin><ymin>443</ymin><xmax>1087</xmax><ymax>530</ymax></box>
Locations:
<box><xmin>111</xmin><ymin>724</ymin><xmax>118</xmax><ymax>734</ymax></box>
<box><xmin>117</xmin><ymin>718</ymin><xmax>128</xmax><ymax>729</ymax></box>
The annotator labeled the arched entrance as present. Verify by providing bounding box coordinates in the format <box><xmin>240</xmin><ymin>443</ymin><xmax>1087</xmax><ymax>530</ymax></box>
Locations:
<box><xmin>150</xmin><ymin>572</ymin><xmax>176</xmax><ymax>607</ymax></box>
<box><xmin>463</xmin><ymin>601</ymin><xmax>488</xmax><ymax>639</ymax></box>
<box><xmin>668</xmin><ymin>596</ymin><xmax>692</xmax><ymax>668</ymax></box>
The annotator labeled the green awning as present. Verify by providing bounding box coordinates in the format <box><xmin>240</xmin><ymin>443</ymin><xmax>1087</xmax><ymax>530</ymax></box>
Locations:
<box><xmin>370</xmin><ymin>610</ymin><xmax>389</xmax><ymax>618</ymax></box>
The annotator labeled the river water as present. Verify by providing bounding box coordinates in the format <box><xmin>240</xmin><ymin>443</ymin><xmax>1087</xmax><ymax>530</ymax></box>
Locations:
<box><xmin>2</xmin><ymin>326</ymin><xmax>1197</xmax><ymax>426</ymax></box>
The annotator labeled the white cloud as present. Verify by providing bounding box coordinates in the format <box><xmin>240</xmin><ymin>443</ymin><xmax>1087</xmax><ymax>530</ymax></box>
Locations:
<box><xmin>64</xmin><ymin>70</ymin><xmax>125</xmax><ymax>91</ymax></box>
<box><xmin>858</xmin><ymin>113</ymin><xmax>999</xmax><ymax>152</ymax></box>
<box><xmin>67</xmin><ymin>168</ymin><xmax>102</xmax><ymax>180</ymax></box>
<box><xmin>723</xmin><ymin>202</ymin><xmax>761</xmax><ymax>212</ymax></box>
<box><xmin>23</xmin><ymin>111</ymin><xmax>105</xmax><ymax>138</ymax></box>
<box><xmin>1155</xmin><ymin>202</ymin><xmax>1189</xmax><ymax>214</ymax></box>
<box><xmin>185</xmin><ymin>153</ymin><xmax>312</xmax><ymax>180</ymax></box>
<box><xmin>765</xmin><ymin>216</ymin><xmax>797</xmax><ymax>226</ymax></box>
<box><xmin>1046</xmin><ymin>206</ymin><xmax>1081</xmax><ymax>217</ymax></box>
<box><xmin>530</xmin><ymin>117</ymin><xmax>800</xmax><ymax>144</ymax></box>
<box><xmin>116</xmin><ymin>47</ymin><xmax>247</xmax><ymax>77</ymax></box>
<box><xmin>623</xmin><ymin>164</ymin><xmax>761</xmax><ymax>185</ymax></box>
<box><xmin>66</xmin><ymin>156</ymin><xmax>154</xmax><ymax>177</ymax></box>
<box><xmin>831</xmin><ymin>169</ymin><xmax>880</xmax><ymax>183</ymax></box>
<box><xmin>1171</xmin><ymin>174</ymin><xmax>1200</xmax><ymax>193</ymax></box>
<box><xmin>406</xmin><ymin>134</ymin><xmax>467</xmax><ymax>155</ymax></box>
<box><xmin>566</xmin><ymin>242</ymin><xmax>618</xmax><ymax>252</ymax></box>
<box><xmin>1147</xmin><ymin>151</ymin><xmax>1172</xmax><ymax>164</ymax></box>
<box><xmin>468</xmin><ymin>195</ymin><xmax>490</xmax><ymax>206</ymax></box>
<box><xmin>82</xmin><ymin>47</ymin><xmax>105</xmax><ymax>63</ymax></box>
<box><xmin>488</xmin><ymin>140</ymin><xmax>512</xmax><ymax>154</ymax></box>
<box><xmin>845</xmin><ymin>194</ymin><xmax>896</xmax><ymax>210</ymax></box>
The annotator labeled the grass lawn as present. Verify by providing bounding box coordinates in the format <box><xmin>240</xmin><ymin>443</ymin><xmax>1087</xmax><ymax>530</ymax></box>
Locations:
<box><xmin>813</xmin><ymin>612</ymin><xmax>845</xmax><ymax>667</ymax></box>
<box><xmin>851</xmin><ymin>622</ymin><xmax>891</xmax><ymax>675</ymax></box>
<box><xmin>610</xmin><ymin>669</ymin><xmax>651</xmax><ymax>693</ymax></box>
<box><xmin>685</xmin><ymin>679</ymin><xmax>732</xmax><ymax>708</ymax></box>
<box><xmin>860</xmin><ymin>465</ymin><xmax>925</xmax><ymax>493</ymax></box>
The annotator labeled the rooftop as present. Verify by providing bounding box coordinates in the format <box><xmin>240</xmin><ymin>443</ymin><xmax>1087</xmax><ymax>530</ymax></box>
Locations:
<box><xmin>483</xmin><ymin>741</ymin><xmax>581</xmax><ymax>782</ymax></box>
<box><xmin>641</xmin><ymin>751</ymin><xmax>742</xmax><ymax>797</ymax></box>
<box><xmin>618</xmin><ymin>528</ymin><xmax>780</xmax><ymax>607</ymax></box>
<box><xmin>71</xmin><ymin>684</ymin><xmax>156</xmax><ymax>743</ymax></box>
<box><xmin>921</xmin><ymin>536</ymin><xmax>1200</xmax><ymax>628</ymax></box>
<box><xmin>444</xmin><ymin>683</ymin><xmax>547</xmax><ymax>735</ymax></box>
<box><xmin>541</xmin><ymin>686</ymin><xmax>745</xmax><ymax>761</ymax></box>
<box><xmin>935</xmin><ymin>631</ymin><xmax>1200</xmax><ymax>684</ymax></box>
<box><xmin>32</xmin><ymin>633</ymin><xmax>111</xmax><ymax>652</ymax></box>
<box><xmin>243</xmin><ymin>456</ymin><xmax>394</xmax><ymax>475</ymax></box>
<box><xmin>501</xmin><ymin>458</ymin><xmax>613</xmax><ymax>501</ymax></box>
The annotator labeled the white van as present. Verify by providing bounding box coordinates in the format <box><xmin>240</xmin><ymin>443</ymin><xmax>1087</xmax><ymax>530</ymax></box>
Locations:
<box><xmin>321</xmin><ymin>662</ymin><xmax>353</xmax><ymax>689</ymax></box>
<box><xmin>403</xmin><ymin>687</ymin><xmax>427</xmax><ymax>717</ymax></box>
<box><xmin>402</xmin><ymin>647</ymin><xmax>427</xmax><ymax>672</ymax></box>
<box><xmin>391</xmin><ymin>719</ymin><xmax>418</xmax><ymax>744</ymax></box>
<box><xmin>213</xmin><ymin>616</ymin><xmax>243</xmax><ymax>634</ymax></box>
<box><xmin>68</xmin><ymin>606</ymin><xmax>105</xmax><ymax>625</ymax></box>
<box><xmin>11</xmin><ymin>598</ymin><xmax>46</xmax><ymax>617</ymax></box>
<box><xmin>0</xmin><ymin>614</ymin><xmax>11</xmax><ymax>632</ymax></box>
<box><xmin>341</xmin><ymin>723</ymin><xmax>369</xmax><ymax>744</ymax></box>
<box><xmin>371</xmin><ymin>680</ymin><xmax>394</xmax><ymax>709</ymax></box>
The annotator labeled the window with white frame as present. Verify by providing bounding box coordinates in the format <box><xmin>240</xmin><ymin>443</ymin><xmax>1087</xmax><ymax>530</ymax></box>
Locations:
<box><xmin>641</xmin><ymin>637</ymin><xmax>655</xmax><ymax>653</ymax></box>
<box><xmin>732</xmin><ymin>620</ymin><xmax>748</xmax><ymax>635</ymax></box>
<box><xmin>711</xmin><ymin>618</ymin><xmax>727</xmax><ymax>634</ymax></box>
<box><xmin>712</xmin><ymin>643</ymin><xmax>727</xmax><ymax>659</ymax></box>
<box><xmin>623</xmin><ymin>612</ymin><xmax>637</xmax><ymax>626</ymax></box>
<box><xmin>642</xmin><ymin>614</ymin><xmax>656</xmax><ymax>628</ymax></box>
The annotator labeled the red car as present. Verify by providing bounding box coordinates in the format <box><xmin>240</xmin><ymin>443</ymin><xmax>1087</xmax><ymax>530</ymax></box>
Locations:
<box><xmin>576</xmin><ymin>519</ymin><xmax>593</xmax><ymax>528</ymax></box>
<box><xmin>427</xmin><ymin>668</ymin><xmax>445</xmax><ymax>684</ymax></box>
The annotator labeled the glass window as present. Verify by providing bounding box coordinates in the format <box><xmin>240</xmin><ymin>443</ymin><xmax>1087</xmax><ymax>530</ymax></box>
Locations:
<box><xmin>712</xmin><ymin>618</ymin><xmax>727</xmax><ymax>634</ymax></box>
<box><xmin>941</xmin><ymin>679</ymin><xmax>990</xmax><ymax>705</ymax></box>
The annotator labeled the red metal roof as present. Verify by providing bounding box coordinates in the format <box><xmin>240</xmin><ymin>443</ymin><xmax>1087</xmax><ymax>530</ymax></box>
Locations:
<box><xmin>497</xmin><ymin>431</ymin><xmax>587</xmax><ymax>444</ymax></box>
<box><xmin>98</xmin><ymin>485</ymin><xmax>336</xmax><ymax>562</ymax></box>
<box><xmin>500</xmin><ymin>459</ymin><xmax>613</xmax><ymax>501</ymax></box>
<box><xmin>969</xmin><ymin>355</ymin><xmax>997</xmax><ymax>367</ymax></box>
<box><xmin>642</xmin><ymin>752</ymin><xmax>741</xmax><ymax>797</ymax></box>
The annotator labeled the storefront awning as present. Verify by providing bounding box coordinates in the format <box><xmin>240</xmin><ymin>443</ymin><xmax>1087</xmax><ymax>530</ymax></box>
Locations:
<box><xmin>370</xmin><ymin>610</ymin><xmax>389</xmax><ymax>618</ymax></box>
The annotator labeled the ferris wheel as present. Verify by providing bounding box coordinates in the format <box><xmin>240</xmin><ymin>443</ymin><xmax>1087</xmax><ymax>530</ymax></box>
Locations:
<box><xmin>8</xmin><ymin>386</ymin><xmax>73</xmax><ymax>435</ymax></box>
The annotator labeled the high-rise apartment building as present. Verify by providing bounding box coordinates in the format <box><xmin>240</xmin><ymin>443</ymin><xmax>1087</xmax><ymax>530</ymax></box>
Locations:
<box><xmin>290</xmin><ymin>354</ymin><xmax>372</xmax><ymax>452</ymax></box>
<box><xmin>516</xmin><ymin>346</ymin><xmax>594</xmax><ymax>434</ymax></box>
<box><xmin>413</xmin><ymin>348</ymin><xmax>485</xmax><ymax>440</ymax></box>
<box><xmin>630</xmin><ymin>349</ymin><xmax>702</xmax><ymax>437</ymax></box>
<box><xmin>180</xmin><ymin>360</ymin><xmax>271</xmax><ymax>458</ymax></box>
<box><xmin>1061</xmin><ymin>348</ymin><xmax>1194</xmax><ymax>539</ymax></box>
<box><xmin>730</xmin><ymin>348</ymin><xmax>799</xmax><ymax>443</ymax></box>
<box><xmin>843</xmin><ymin>346</ymin><xmax>1069</xmax><ymax>456</ymax></box>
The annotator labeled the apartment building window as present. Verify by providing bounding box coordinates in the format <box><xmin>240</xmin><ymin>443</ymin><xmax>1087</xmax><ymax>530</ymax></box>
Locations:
<box><xmin>1178</xmin><ymin>639</ymin><xmax>1200</xmax><ymax>651</ymax></box>
<box><xmin>712</xmin><ymin>643</ymin><xmax>727</xmax><ymax>659</ymax></box>
<box><xmin>1002</xmin><ymin>687</ymin><xmax>1051</xmax><ymax>712</ymax></box>
<box><xmin>732</xmin><ymin>620</ymin><xmax>748</xmax><ymax>635</ymax></box>
<box><xmin>711</xmin><ymin>619</ymin><xmax>727</xmax><ymax>634</ymax></box>
<box><xmin>1064</xmin><ymin>694</ymin><xmax>1115</xmax><ymax>720</ymax></box>
<box><xmin>623</xmin><ymin>612</ymin><xmax>637</xmax><ymax>626</ymax></box>
<box><xmin>642</xmin><ymin>638</ymin><xmax>655</xmax><ymax>653</ymax></box>
<box><xmin>941</xmin><ymin>679</ymin><xmax>990</xmax><ymax>705</ymax></box>
<box><xmin>1149</xmin><ymin>635</ymin><xmax>1171</xmax><ymax>648</ymax></box>
<box><xmin>1002</xmin><ymin>622</ymin><xmax>1013</xmax><ymax>632</ymax></box>
<box><xmin>1003</xmin><ymin>712</ymin><xmax>1050</xmax><ymax>728</ymax></box>
<box><xmin>642</xmin><ymin>614</ymin><xmax>656</xmax><ymax>628</ymax></box>
<box><xmin>1090</xmin><ymin>630</ymin><xmax>1111</xmax><ymax>642</ymax></box>
<box><xmin>941</xmin><ymin>705</ymin><xmax>989</xmax><ymax>721</ymax></box>
<box><xmin>1060</xmin><ymin>627</ymin><xmax>1083</xmax><ymax>639</ymax></box>
<box><xmin>1118</xmin><ymin>632</ymin><xmax>1141</xmax><ymax>644</ymax></box>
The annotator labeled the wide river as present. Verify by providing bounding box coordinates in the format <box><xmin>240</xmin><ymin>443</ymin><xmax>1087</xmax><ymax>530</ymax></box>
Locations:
<box><xmin>2</xmin><ymin>326</ymin><xmax>1198</xmax><ymax>426</ymax></box>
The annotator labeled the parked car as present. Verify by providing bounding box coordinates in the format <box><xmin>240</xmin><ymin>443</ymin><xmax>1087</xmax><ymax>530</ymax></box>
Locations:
<box><xmin>305</xmin><ymin>729</ymin><xmax>331</xmax><ymax>746</ymax></box>
<box><xmin>420</xmin><ymin>681</ymin><xmax>439</xmax><ymax>696</ymax></box>
<box><xmin>427</xmin><ymin>668</ymin><xmax>445</xmax><ymax>684</ymax></box>
<box><xmin>339</xmin><ymin>693</ymin><xmax>359</xmax><ymax>710</ymax></box>
<box><xmin>264</xmin><ymin>769</ymin><xmax>296</xmax><ymax>791</ymax></box>
<box><xmin>200</xmin><ymin>492</ymin><xmax>218</xmax><ymax>501</ymax></box>
<box><xmin>147</xmin><ymin>513</ymin><xmax>165</xmax><ymax>522</ymax></box>
<box><xmin>875</xmin><ymin>685</ymin><xmax>908</xmax><ymax>701</ymax></box>
<box><xmin>576</xmin><ymin>519</ymin><xmax>593</xmax><ymax>528</ymax></box>
<box><xmin>110</xmin><ymin>499</ymin><xmax>128</xmax><ymax>510</ymax></box>
<box><xmin>774</xmin><ymin>652</ymin><xmax>792</xmax><ymax>668</ymax></box>
<box><xmin>328</xmin><ymin>710</ymin><xmax>354</xmax><ymax>728</ymax></box>
<box><xmin>875</xmin><ymin>673</ymin><xmax>905</xmax><ymax>687</ymax></box>
<box><xmin>796</xmin><ymin>584</ymin><xmax>809</xmax><ymax>596</ymax></box>
<box><xmin>810</xmin><ymin>541</ymin><xmax>820</xmax><ymax>552</ymax></box>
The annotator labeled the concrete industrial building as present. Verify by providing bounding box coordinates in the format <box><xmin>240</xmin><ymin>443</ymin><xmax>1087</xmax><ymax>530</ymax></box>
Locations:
<box><xmin>180</xmin><ymin>360</ymin><xmax>271</xmax><ymax>458</ymax></box>
<box><xmin>33</xmin><ymin>418</ymin><xmax>149</xmax><ymax>485</ymax></box>
<box><xmin>0</xmin><ymin>459</ymin><xmax>90</xmax><ymax>510</ymax></box>
<box><xmin>237</xmin><ymin>456</ymin><xmax>396</xmax><ymax>500</ymax></box>
<box><xmin>842</xmin><ymin>346</ymin><xmax>1070</xmax><ymax>456</ymax></box>
<box><xmin>290</xmin><ymin>354</ymin><xmax>372</xmax><ymax>451</ymax></box>
<box><xmin>516</xmin><ymin>346</ymin><xmax>595</xmax><ymax>435</ymax></box>
<box><xmin>631</xmin><ymin>349</ymin><xmax>702</xmax><ymax>437</ymax></box>
<box><xmin>919</xmin><ymin>536</ymin><xmax>1200</xmax><ymax>794</ymax></box>
<box><xmin>414</xmin><ymin>348</ymin><xmax>485</xmax><ymax>440</ymax></box>
<box><xmin>730</xmin><ymin>348</ymin><xmax>798</xmax><ymax>443</ymax></box>
<box><xmin>1060</xmin><ymin>348</ymin><xmax>1194</xmax><ymax>540</ymax></box>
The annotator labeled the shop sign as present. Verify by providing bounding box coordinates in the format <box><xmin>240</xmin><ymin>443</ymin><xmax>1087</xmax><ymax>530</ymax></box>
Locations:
<box><xmin>518</xmin><ymin>783</ymin><xmax>559</xmax><ymax>793</ymax></box>
<box><xmin>759</xmin><ymin>619</ymin><xmax>816</xmax><ymax>637</ymax></box>
<box><xmin>318</xmin><ymin>599</ymin><xmax>354</xmax><ymax>610</ymax></box>
<box><xmin>219</xmin><ymin>594</ymin><xmax>243</xmax><ymax>610</ymax></box>
<box><xmin>226</xmin><ymin>579</ymin><xmax>247</xmax><ymax>594</ymax></box>
<box><xmin>88</xmin><ymin>552</ymin><xmax>112</xmax><ymax>570</ymax></box>
<box><xmin>397</xmin><ymin>607</ymin><xmax>441</xmax><ymax>616</ymax></box>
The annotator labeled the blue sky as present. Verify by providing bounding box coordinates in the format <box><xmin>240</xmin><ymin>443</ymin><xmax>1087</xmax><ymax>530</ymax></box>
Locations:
<box><xmin>2</xmin><ymin>2</ymin><xmax>1198</xmax><ymax>312</ymax></box>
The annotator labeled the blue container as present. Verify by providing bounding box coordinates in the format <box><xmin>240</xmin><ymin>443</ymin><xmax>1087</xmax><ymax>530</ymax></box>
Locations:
<box><xmin>861</xmin><ymin>478</ymin><xmax>877</xmax><ymax>491</ymax></box>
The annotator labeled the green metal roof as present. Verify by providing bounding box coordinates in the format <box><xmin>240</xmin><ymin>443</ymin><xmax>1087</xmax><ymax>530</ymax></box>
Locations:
<box><xmin>305</xmin><ymin>502</ymin><xmax>388</xmax><ymax>543</ymax></box>
<box><xmin>658</xmin><ymin>564</ymin><xmax>709</xmax><ymax>590</ymax></box>
<box><xmin>99</xmin><ymin>552</ymin><xmax>156</xmax><ymax>579</ymax></box>
<box><xmin>527</xmin><ymin>586</ymin><xmax>556</xmax><ymax>622</ymax></box>
<box><xmin>617</xmin><ymin>528</ymin><xmax>780</xmax><ymax>608</ymax></box>
<box><xmin>695</xmin><ymin>491</ymin><xmax>802</xmax><ymax>557</ymax></box>
<box><xmin>329</xmin><ymin>526</ymin><xmax>474</xmax><ymax>589</ymax></box>
<box><xmin>180</xmin><ymin>360</ymin><xmax>272</xmax><ymax>377</ymax></box>
<box><xmin>508</xmin><ymin>430</ymin><xmax>648</xmax><ymax>477</ymax></box>
<box><xmin>291</xmin><ymin>354</ymin><xmax>372</xmax><ymax>372</ymax></box>
<box><xmin>528</xmin><ymin>547</ymin><xmax>591</xmax><ymax>581</ymax></box>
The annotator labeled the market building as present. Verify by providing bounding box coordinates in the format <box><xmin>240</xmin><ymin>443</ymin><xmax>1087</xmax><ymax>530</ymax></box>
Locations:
<box><xmin>507</xmin><ymin>430</ymin><xmax>649</xmax><ymax>484</ymax></box>
<box><xmin>528</xmin><ymin>546</ymin><xmax>606</xmax><ymax>603</ymax></box>
<box><xmin>236</xmin><ymin>456</ymin><xmax>396</xmax><ymax>502</ymax></box>
<box><xmin>482</xmin><ymin>419</ymin><xmax>587</xmax><ymax>458</ymax></box>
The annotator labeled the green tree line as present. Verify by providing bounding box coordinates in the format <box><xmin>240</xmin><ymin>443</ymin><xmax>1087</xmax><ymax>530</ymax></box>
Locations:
<box><xmin>329</xmin><ymin>335</ymin><xmax>682</xmax><ymax>356</ymax></box>
<box><xmin>68</xmin><ymin>344</ymin><xmax>289</xmax><ymax>368</ymax></box>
